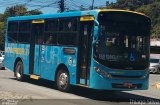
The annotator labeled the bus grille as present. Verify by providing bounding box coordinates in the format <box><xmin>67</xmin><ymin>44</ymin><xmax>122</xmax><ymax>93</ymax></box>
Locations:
<box><xmin>111</xmin><ymin>75</ymin><xmax>143</xmax><ymax>79</ymax></box>
<box><xmin>112</xmin><ymin>83</ymin><xmax>142</xmax><ymax>89</ymax></box>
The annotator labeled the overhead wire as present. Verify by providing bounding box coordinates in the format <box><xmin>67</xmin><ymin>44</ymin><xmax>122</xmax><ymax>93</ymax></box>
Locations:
<box><xmin>30</xmin><ymin>0</ymin><xmax>59</xmax><ymax>11</ymax></box>
<box><xmin>0</xmin><ymin>0</ymin><xmax>104</xmax><ymax>13</ymax></box>
<box><xmin>66</xmin><ymin>0</ymin><xmax>90</xmax><ymax>10</ymax></box>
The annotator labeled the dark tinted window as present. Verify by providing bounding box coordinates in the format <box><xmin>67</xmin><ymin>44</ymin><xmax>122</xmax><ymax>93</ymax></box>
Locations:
<box><xmin>150</xmin><ymin>59</ymin><xmax>159</xmax><ymax>63</ymax></box>
<box><xmin>59</xmin><ymin>18</ymin><xmax>78</xmax><ymax>31</ymax></box>
<box><xmin>8</xmin><ymin>21</ymin><xmax>31</xmax><ymax>43</ymax></box>
<box><xmin>34</xmin><ymin>24</ymin><xmax>44</xmax><ymax>44</ymax></box>
<box><xmin>45</xmin><ymin>20</ymin><xmax>58</xmax><ymax>32</ymax></box>
<box><xmin>8</xmin><ymin>22</ymin><xmax>18</xmax><ymax>32</ymax></box>
<box><xmin>57</xmin><ymin>18</ymin><xmax>78</xmax><ymax>46</ymax></box>
<box><xmin>58</xmin><ymin>33</ymin><xmax>78</xmax><ymax>46</ymax></box>
<box><xmin>19</xmin><ymin>21</ymin><xmax>31</xmax><ymax>32</ymax></box>
<box><xmin>150</xmin><ymin>46</ymin><xmax>160</xmax><ymax>54</ymax></box>
<box><xmin>17</xmin><ymin>33</ymin><xmax>30</xmax><ymax>43</ymax></box>
<box><xmin>44</xmin><ymin>19</ymin><xmax>58</xmax><ymax>45</ymax></box>
<box><xmin>8</xmin><ymin>21</ymin><xmax>18</xmax><ymax>42</ymax></box>
<box><xmin>94</xmin><ymin>12</ymin><xmax>150</xmax><ymax>70</ymax></box>
<box><xmin>44</xmin><ymin>33</ymin><xmax>57</xmax><ymax>45</ymax></box>
<box><xmin>17</xmin><ymin>21</ymin><xmax>31</xmax><ymax>43</ymax></box>
<box><xmin>8</xmin><ymin>33</ymin><xmax>17</xmax><ymax>42</ymax></box>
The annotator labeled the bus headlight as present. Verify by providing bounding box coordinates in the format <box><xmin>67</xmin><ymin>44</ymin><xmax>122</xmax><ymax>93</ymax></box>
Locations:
<box><xmin>140</xmin><ymin>73</ymin><xmax>149</xmax><ymax>79</ymax></box>
<box><xmin>94</xmin><ymin>66</ymin><xmax>111</xmax><ymax>78</ymax></box>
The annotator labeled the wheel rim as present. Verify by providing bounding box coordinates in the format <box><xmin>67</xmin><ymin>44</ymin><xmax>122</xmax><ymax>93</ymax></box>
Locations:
<box><xmin>157</xmin><ymin>68</ymin><xmax>160</xmax><ymax>74</ymax></box>
<box><xmin>153</xmin><ymin>68</ymin><xmax>157</xmax><ymax>73</ymax></box>
<box><xmin>16</xmin><ymin>64</ymin><xmax>22</xmax><ymax>79</ymax></box>
<box><xmin>58</xmin><ymin>72</ymin><xmax>68</xmax><ymax>90</ymax></box>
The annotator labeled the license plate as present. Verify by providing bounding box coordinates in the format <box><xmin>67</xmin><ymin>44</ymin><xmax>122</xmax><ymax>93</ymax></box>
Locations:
<box><xmin>123</xmin><ymin>82</ymin><xmax>133</xmax><ymax>88</ymax></box>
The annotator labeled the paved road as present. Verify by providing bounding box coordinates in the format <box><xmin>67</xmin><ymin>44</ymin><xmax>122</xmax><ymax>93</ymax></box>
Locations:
<box><xmin>126</xmin><ymin>73</ymin><xmax>160</xmax><ymax>99</ymax></box>
<box><xmin>0</xmin><ymin>69</ymin><xmax>160</xmax><ymax>105</ymax></box>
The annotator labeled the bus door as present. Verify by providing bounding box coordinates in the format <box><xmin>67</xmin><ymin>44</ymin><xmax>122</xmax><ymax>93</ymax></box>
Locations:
<box><xmin>29</xmin><ymin>20</ymin><xmax>44</xmax><ymax>76</ymax></box>
<box><xmin>77</xmin><ymin>17</ymin><xmax>94</xmax><ymax>86</ymax></box>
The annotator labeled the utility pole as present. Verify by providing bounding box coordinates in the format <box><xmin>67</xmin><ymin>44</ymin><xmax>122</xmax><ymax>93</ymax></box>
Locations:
<box><xmin>58</xmin><ymin>0</ymin><xmax>65</xmax><ymax>12</ymax></box>
<box><xmin>91</xmin><ymin>0</ymin><xmax>95</xmax><ymax>10</ymax></box>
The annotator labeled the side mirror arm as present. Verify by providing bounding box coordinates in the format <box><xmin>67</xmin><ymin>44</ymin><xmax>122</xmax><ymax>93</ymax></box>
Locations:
<box><xmin>94</xmin><ymin>19</ymin><xmax>99</xmax><ymax>26</ymax></box>
<box><xmin>93</xmin><ymin>19</ymin><xmax>99</xmax><ymax>45</ymax></box>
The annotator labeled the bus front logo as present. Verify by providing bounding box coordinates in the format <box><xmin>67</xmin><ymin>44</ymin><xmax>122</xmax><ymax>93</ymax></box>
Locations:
<box><xmin>129</xmin><ymin>53</ymin><xmax>135</xmax><ymax>62</ymax></box>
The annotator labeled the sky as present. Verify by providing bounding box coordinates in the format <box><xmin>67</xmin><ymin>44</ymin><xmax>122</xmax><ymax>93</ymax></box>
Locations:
<box><xmin>0</xmin><ymin>0</ymin><xmax>116</xmax><ymax>14</ymax></box>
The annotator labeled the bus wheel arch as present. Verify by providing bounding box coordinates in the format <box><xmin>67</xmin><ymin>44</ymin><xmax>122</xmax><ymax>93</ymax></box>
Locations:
<box><xmin>55</xmin><ymin>64</ymin><xmax>70</xmax><ymax>92</ymax></box>
<box><xmin>14</xmin><ymin>58</ymin><xmax>24</xmax><ymax>81</ymax></box>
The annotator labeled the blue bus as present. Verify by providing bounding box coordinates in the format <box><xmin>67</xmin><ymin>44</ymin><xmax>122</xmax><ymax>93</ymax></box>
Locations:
<box><xmin>4</xmin><ymin>9</ymin><xmax>151</xmax><ymax>91</ymax></box>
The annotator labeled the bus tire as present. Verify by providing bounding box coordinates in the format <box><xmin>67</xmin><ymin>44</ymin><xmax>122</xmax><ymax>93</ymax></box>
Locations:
<box><xmin>15</xmin><ymin>61</ymin><xmax>24</xmax><ymax>81</ymax></box>
<box><xmin>153</xmin><ymin>68</ymin><xmax>158</xmax><ymax>74</ymax></box>
<box><xmin>56</xmin><ymin>68</ymin><xmax>70</xmax><ymax>92</ymax></box>
<box><xmin>157</xmin><ymin>67</ymin><xmax>160</xmax><ymax>74</ymax></box>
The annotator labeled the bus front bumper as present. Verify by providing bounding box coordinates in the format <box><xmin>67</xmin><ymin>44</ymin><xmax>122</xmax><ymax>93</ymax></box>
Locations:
<box><xmin>89</xmin><ymin>61</ymin><xmax>149</xmax><ymax>90</ymax></box>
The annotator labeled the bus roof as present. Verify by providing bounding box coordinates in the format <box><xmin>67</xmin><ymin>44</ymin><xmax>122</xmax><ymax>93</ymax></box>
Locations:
<box><xmin>7</xmin><ymin>9</ymin><xmax>149</xmax><ymax>21</ymax></box>
<box><xmin>98</xmin><ymin>9</ymin><xmax>148</xmax><ymax>17</ymax></box>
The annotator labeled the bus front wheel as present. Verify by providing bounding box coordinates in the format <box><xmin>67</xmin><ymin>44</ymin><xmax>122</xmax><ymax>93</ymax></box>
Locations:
<box><xmin>56</xmin><ymin>68</ymin><xmax>70</xmax><ymax>92</ymax></box>
<box><xmin>157</xmin><ymin>67</ymin><xmax>160</xmax><ymax>74</ymax></box>
<box><xmin>15</xmin><ymin>61</ymin><xmax>24</xmax><ymax>81</ymax></box>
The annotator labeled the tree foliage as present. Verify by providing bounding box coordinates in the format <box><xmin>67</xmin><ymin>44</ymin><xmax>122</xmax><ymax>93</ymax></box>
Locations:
<box><xmin>4</xmin><ymin>5</ymin><xmax>27</xmax><ymax>17</ymax></box>
<box><xmin>136</xmin><ymin>0</ymin><xmax>160</xmax><ymax>38</ymax></box>
<box><xmin>107</xmin><ymin>0</ymin><xmax>155</xmax><ymax>10</ymax></box>
<box><xmin>106</xmin><ymin>0</ymin><xmax>160</xmax><ymax>38</ymax></box>
<box><xmin>3</xmin><ymin>5</ymin><xmax>42</xmax><ymax>20</ymax></box>
<box><xmin>27</xmin><ymin>9</ymin><xmax>42</xmax><ymax>15</ymax></box>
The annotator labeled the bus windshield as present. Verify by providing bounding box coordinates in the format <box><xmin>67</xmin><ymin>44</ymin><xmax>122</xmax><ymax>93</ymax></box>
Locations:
<box><xmin>150</xmin><ymin>46</ymin><xmax>160</xmax><ymax>54</ymax></box>
<box><xmin>94</xmin><ymin>12</ymin><xmax>151</xmax><ymax>70</ymax></box>
<box><xmin>150</xmin><ymin>59</ymin><xmax>159</xmax><ymax>63</ymax></box>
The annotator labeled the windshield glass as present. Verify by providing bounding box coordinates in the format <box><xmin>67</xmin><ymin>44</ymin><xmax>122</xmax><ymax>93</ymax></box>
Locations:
<box><xmin>94</xmin><ymin>12</ymin><xmax>151</xmax><ymax>70</ymax></box>
<box><xmin>150</xmin><ymin>59</ymin><xmax>159</xmax><ymax>63</ymax></box>
<box><xmin>150</xmin><ymin>46</ymin><xmax>160</xmax><ymax>54</ymax></box>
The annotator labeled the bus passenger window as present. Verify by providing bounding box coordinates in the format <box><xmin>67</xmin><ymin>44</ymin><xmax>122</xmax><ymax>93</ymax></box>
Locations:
<box><xmin>8</xmin><ymin>22</ymin><xmax>19</xmax><ymax>43</ymax></box>
<box><xmin>44</xmin><ymin>34</ymin><xmax>57</xmax><ymax>45</ymax></box>
<box><xmin>59</xmin><ymin>18</ymin><xmax>78</xmax><ymax>31</ymax></box>
<box><xmin>46</xmin><ymin>35</ymin><xmax>53</xmax><ymax>44</ymax></box>
<box><xmin>36</xmin><ymin>37</ymin><xmax>42</xmax><ymax>44</ymax></box>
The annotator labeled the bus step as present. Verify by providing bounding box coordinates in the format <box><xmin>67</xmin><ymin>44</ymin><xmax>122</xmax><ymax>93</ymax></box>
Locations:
<box><xmin>30</xmin><ymin>75</ymin><xmax>40</xmax><ymax>80</ymax></box>
<box><xmin>77</xmin><ymin>84</ymin><xmax>88</xmax><ymax>88</ymax></box>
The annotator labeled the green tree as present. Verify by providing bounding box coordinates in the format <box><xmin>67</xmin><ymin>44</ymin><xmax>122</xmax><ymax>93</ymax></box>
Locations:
<box><xmin>4</xmin><ymin>5</ymin><xmax>27</xmax><ymax>17</ymax></box>
<box><xmin>27</xmin><ymin>9</ymin><xmax>42</xmax><ymax>15</ymax></box>
<box><xmin>136</xmin><ymin>0</ymin><xmax>160</xmax><ymax>38</ymax></box>
<box><xmin>106</xmin><ymin>0</ymin><xmax>160</xmax><ymax>38</ymax></box>
<box><xmin>3</xmin><ymin>5</ymin><xmax>42</xmax><ymax>19</ymax></box>
<box><xmin>107</xmin><ymin>0</ymin><xmax>155</xmax><ymax>10</ymax></box>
